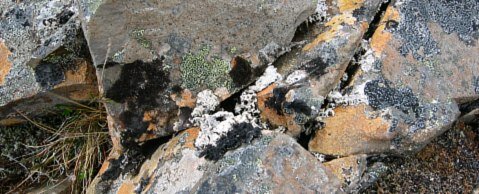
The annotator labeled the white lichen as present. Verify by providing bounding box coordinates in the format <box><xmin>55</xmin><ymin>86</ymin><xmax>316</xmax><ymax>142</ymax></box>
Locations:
<box><xmin>249</xmin><ymin>65</ymin><xmax>283</xmax><ymax>92</ymax></box>
<box><xmin>191</xmin><ymin>90</ymin><xmax>219</xmax><ymax>118</ymax></box>
<box><xmin>285</xmin><ymin>70</ymin><xmax>308</xmax><ymax>85</ymax></box>
<box><xmin>308</xmin><ymin>0</ymin><xmax>328</xmax><ymax>23</ymax></box>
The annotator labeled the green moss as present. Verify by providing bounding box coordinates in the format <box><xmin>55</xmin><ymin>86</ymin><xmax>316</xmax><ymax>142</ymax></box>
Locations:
<box><xmin>130</xmin><ymin>29</ymin><xmax>152</xmax><ymax>49</ymax></box>
<box><xmin>180</xmin><ymin>45</ymin><xmax>233</xmax><ymax>90</ymax></box>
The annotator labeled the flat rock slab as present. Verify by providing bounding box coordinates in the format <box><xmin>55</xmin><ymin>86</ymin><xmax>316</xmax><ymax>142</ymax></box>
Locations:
<box><xmin>88</xmin><ymin>129</ymin><xmax>341</xmax><ymax>194</ymax></box>
<box><xmin>0</xmin><ymin>1</ymin><xmax>98</xmax><ymax>124</ymax></box>
<box><xmin>79</xmin><ymin>0</ymin><xmax>316</xmax><ymax>148</ymax></box>
<box><xmin>309</xmin><ymin>0</ymin><xmax>479</xmax><ymax>156</ymax></box>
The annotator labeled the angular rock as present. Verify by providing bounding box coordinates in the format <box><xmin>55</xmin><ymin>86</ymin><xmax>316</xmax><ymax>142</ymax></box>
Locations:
<box><xmin>87</xmin><ymin>129</ymin><xmax>341</xmax><ymax>193</ymax></box>
<box><xmin>78</xmin><ymin>0</ymin><xmax>317</xmax><ymax>149</ymax></box>
<box><xmin>0</xmin><ymin>1</ymin><xmax>98</xmax><ymax>125</ymax></box>
<box><xmin>310</xmin><ymin>1</ymin><xmax>479</xmax><ymax>156</ymax></box>
<box><xmin>257</xmin><ymin>0</ymin><xmax>383</xmax><ymax>137</ymax></box>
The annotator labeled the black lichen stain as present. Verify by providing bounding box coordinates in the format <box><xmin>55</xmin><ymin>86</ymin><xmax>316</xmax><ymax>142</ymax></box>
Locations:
<box><xmin>229</xmin><ymin>56</ymin><xmax>253</xmax><ymax>87</ymax></box>
<box><xmin>105</xmin><ymin>59</ymin><xmax>176</xmax><ymax>147</ymax></box>
<box><xmin>397</xmin><ymin>0</ymin><xmax>479</xmax><ymax>60</ymax></box>
<box><xmin>34</xmin><ymin>62</ymin><xmax>65</xmax><ymax>89</ymax></box>
<box><xmin>302</xmin><ymin>56</ymin><xmax>331</xmax><ymax>77</ymax></box>
<box><xmin>265</xmin><ymin>87</ymin><xmax>289</xmax><ymax>115</ymax></box>
<box><xmin>105</xmin><ymin>59</ymin><xmax>168</xmax><ymax>107</ymax></box>
<box><xmin>364</xmin><ymin>80</ymin><xmax>419</xmax><ymax>114</ymax></box>
<box><xmin>199</xmin><ymin>122</ymin><xmax>261</xmax><ymax>161</ymax></box>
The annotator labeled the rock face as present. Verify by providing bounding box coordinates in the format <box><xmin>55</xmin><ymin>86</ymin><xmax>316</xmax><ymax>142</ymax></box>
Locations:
<box><xmin>309</xmin><ymin>0</ymin><xmax>479</xmax><ymax>156</ymax></box>
<box><xmin>256</xmin><ymin>0</ymin><xmax>383</xmax><ymax>137</ymax></box>
<box><xmin>78</xmin><ymin>0</ymin><xmax>317</xmax><ymax>149</ymax></box>
<box><xmin>88</xmin><ymin>129</ymin><xmax>341</xmax><ymax>194</ymax></box>
<box><xmin>0</xmin><ymin>0</ymin><xmax>98</xmax><ymax>125</ymax></box>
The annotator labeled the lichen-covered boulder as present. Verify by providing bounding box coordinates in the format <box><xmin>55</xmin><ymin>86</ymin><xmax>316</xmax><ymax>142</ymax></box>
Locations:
<box><xmin>87</xmin><ymin>129</ymin><xmax>341</xmax><ymax>194</ymax></box>
<box><xmin>309</xmin><ymin>0</ymin><xmax>479</xmax><ymax>156</ymax></box>
<box><xmin>78</xmin><ymin>0</ymin><xmax>317</xmax><ymax>149</ymax></box>
<box><xmin>256</xmin><ymin>0</ymin><xmax>382</xmax><ymax>137</ymax></box>
<box><xmin>0</xmin><ymin>0</ymin><xmax>98</xmax><ymax>125</ymax></box>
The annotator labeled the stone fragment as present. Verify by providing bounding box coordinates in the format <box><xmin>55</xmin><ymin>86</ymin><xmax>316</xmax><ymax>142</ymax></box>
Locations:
<box><xmin>0</xmin><ymin>1</ymin><xmax>98</xmax><ymax>125</ymax></box>
<box><xmin>310</xmin><ymin>1</ymin><xmax>479</xmax><ymax>156</ymax></box>
<box><xmin>79</xmin><ymin>0</ymin><xmax>317</xmax><ymax>148</ymax></box>
<box><xmin>256</xmin><ymin>0</ymin><xmax>383</xmax><ymax>137</ymax></box>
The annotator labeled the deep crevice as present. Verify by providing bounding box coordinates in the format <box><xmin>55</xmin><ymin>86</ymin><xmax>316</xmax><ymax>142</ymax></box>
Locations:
<box><xmin>363</xmin><ymin>0</ymin><xmax>392</xmax><ymax>40</ymax></box>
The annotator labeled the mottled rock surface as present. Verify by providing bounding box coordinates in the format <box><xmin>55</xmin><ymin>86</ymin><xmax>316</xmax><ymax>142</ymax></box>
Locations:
<box><xmin>257</xmin><ymin>0</ymin><xmax>382</xmax><ymax>137</ymax></box>
<box><xmin>88</xmin><ymin>129</ymin><xmax>341</xmax><ymax>194</ymax></box>
<box><xmin>0</xmin><ymin>0</ymin><xmax>98</xmax><ymax>125</ymax></box>
<box><xmin>309</xmin><ymin>0</ymin><xmax>479</xmax><ymax>156</ymax></box>
<box><xmin>78</xmin><ymin>0</ymin><xmax>317</xmax><ymax>150</ymax></box>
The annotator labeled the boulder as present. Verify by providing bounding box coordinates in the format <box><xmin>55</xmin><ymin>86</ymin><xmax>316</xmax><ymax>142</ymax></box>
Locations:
<box><xmin>78</xmin><ymin>0</ymin><xmax>317</xmax><ymax>149</ymax></box>
<box><xmin>309</xmin><ymin>0</ymin><xmax>479</xmax><ymax>156</ymax></box>
<box><xmin>0</xmin><ymin>0</ymin><xmax>98</xmax><ymax>125</ymax></box>
<box><xmin>87</xmin><ymin>129</ymin><xmax>341</xmax><ymax>193</ymax></box>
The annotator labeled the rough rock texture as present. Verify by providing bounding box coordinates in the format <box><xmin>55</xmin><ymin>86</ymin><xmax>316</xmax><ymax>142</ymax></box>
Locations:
<box><xmin>0</xmin><ymin>0</ymin><xmax>98</xmax><ymax>125</ymax></box>
<box><xmin>88</xmin><ymin>129</ymin><xmax>341</xmax><ymax>194</ymax></box>
<box><xmin>309</xmin><ymin>0</ymin><xmax>479</xmax><ymax>156</ymax></box>
<box><xmin>79</xmin><ymin>0</ymin><xmax>317</xmax><ymax>149</ymax></box>
<box><xmin>323</xmin><ymin>154</ymin><xmax>368</xmax><ymax>192</ymax></box>
<box><xmin>257</xmin><ymin>0</ymin><xmax>383</xmax><ymax>137</ymax></box>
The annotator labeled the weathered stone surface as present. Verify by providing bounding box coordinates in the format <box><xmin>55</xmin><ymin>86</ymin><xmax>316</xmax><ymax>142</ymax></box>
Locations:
<box><xmin>256</xmin><ymin>0</ymin><xmax>382</xmax><ymax>137</ymax></box>
<box><xmin>192</xmin><ymin>132</ymin><xmax>341</xmax><ymax>194</ymax></box>
<box><xmin>323</xmin><ymin>154</ymin><xmax>367</xmax><ymax>192</ymax></box>
<box><xmin>79</xmin><ymin>0</ymin><xmax>317</xmax><ymax>149</ymax></box>
<box><xmin>310</xmin><ymin>0</ymin><xmax>479</xmax><ymax>156</ymax></box>
<box><xmin>88</xmin><ymin>129</ymin><xmax>341</xmax><ymax>194</ymax></box>
<box><xmin>0</xmin><ymin>1</ymin><xmax>98</xmax><ymax>125</ymax></box>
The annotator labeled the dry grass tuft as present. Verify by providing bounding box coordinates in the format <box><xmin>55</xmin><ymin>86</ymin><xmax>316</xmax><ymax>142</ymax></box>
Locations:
<box><xmin>0</xmin><ymin>98</ymin><xmax>111</xmax><ymax>193</ymax></box>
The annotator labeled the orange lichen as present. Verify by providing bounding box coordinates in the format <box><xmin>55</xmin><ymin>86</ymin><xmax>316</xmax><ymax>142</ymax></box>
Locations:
<box><xmin>309</xmin><ymin>105</ymin><xmax>393</xmax><ymax>156</ymax></box>
<box><xmin>303</xmin><ymin>13</ymin><xmax>357</xmax><ymax>51</ymax></box>
<box><xmin>257</xmin><ymin>84</ymin><xmax>302</xmax><ymax>136</ymax></box>
<box><xmin>338</xmin><ymin>0</ymin><xmax>365</xmax><ymax>13</ymax></box>
<box><xmin>370</xmin><ymin>6</ymin><xmax>400</xmax><ymax>56</ymax></box>
<box><xmin>0</xmin><ymin>40</ymin><xmax>12</xmax><ymax>85</ymax></box>
<box><xmin>171</xmin><ymin>89</ymin><xmax>196</xmax><ymax>108</ymax></box>
<box><xmin>117</xmin><ymin>182</ymin><xmax>135</xmax><ymax>194</ymax></box>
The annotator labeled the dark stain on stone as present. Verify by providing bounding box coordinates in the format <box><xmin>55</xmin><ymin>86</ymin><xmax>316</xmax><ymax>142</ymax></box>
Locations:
<box><xmin>34</xmin><ymin>62</ymin><xmax>65</xmax><ymax>90</ymax></box>
<box><xmin>199</xmin><ymin>122</ymin><xmax>261</xmax><ymax>161</ymax></box>
<box><xmin>265</xmin><ymin>87</ymin><xmax>290</xmax><ymax>115</ymax></box>
<box><xmin>96</xmin><ymin>61</ymin><xmax>119</xmax><ymax>69</ymax></box>
<box><xmin>229</xmin><ymin>56</ymin><xmax>253</xmax><ymax>87</ymax></box>
<box><xmin>105</xmin><ymin>59</ymin><xmax>168</xmax><ymax>107</ymax></box>
<box><xmin>364</xmin><ymin>80</ymin><xmax>420</xmax><ymax>115</ymax></box>
<box><xmin>284</xmin><ymin>100</ymin><xmax>312</xmax><ymax>116</ymax></box>
<box><xmin>302</xmin><ymin>56</ymin><xmax>330</xmax><ymax>77</ymax></box>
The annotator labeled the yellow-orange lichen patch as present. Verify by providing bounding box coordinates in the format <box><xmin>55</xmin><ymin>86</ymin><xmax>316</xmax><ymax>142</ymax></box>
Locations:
<box><xmin>338</xmin><ymin>0</ymin><xmax>365</xmax><ymax>13</ymax></box>
<box><xmin>309</xmin><ymin>105</ymin><xmax>394</xmax><ymax>156</ymax></box>
<box><xmin>303</xmin><ymin>13</ymin><xmax>357</xmax><ymax>51</ymax></box>
<box><xmin>0</xmin><ymin>40</ymin><xmax>12</xmax><ymax>85</ymax></box>
<box><xmin>257</xmin><ymin>84</ymin><xmax>302</xmax><ymax>136</ymax></box>
<box><xmin>171</xmin><ymin>89</ymin><xmax>196</xmax><ymax>108</ymax></box>
<box><xmin>117</xmin><ymin>182</ymin><xmax>135</xmax><ymax>194</ymax></box>
<box><xmin>370</xmin><ymin>6</ymin><xmax>400</xmax><ymax>56</ymax></box>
